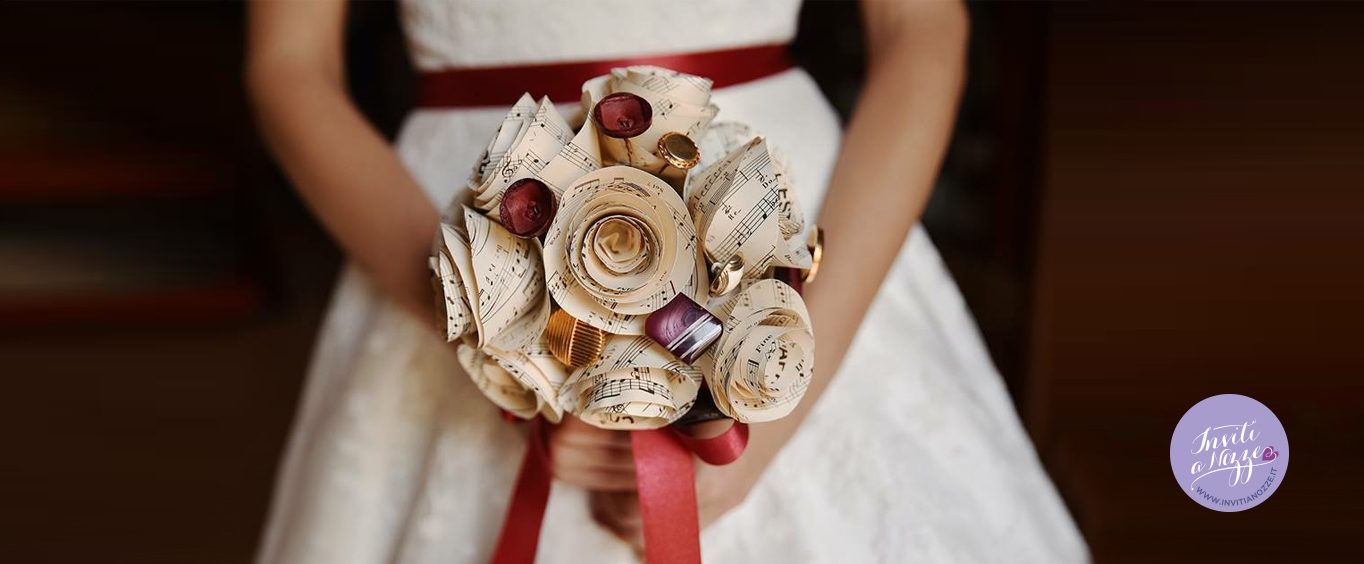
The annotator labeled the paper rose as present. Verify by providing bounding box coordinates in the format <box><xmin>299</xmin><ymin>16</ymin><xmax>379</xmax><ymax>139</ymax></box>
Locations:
<box><xmin>429</xmin><ymin>205</ymin><xmax>550</xmax><ymax>350</ymax></box>
<box><xmin>557</xmin><ymin>335</ymin><xmax>702</xmax><ymax>429</ymax></box>
<box><xmin>703</xmin><ymin>279</ymin><xmax>815</xmax><ymax>423</ymax></box>
<box><xmin>457</xmin><ymin>336</ymin><xmax>566</xmax><ymax>422</ymax></box>
<box><xmin>466</xmin><ymin>94</ymin><xmax>606</xmax><ymax>217</ymax></box>
<box><xmin>689</xmin><ymin>136</ymin><xmax>811</xmax><ymax>278</ymax></box>
<box><xmin>585</xmin><ymin>66</ymin><xmax>718</xmax><ymax>169</ymax></box>
<box><xmin>431</xmin><ymin>65</ymin><xmax>822</xmax><ymax>433</ymax></box>
<box><xmin>466</xmin><ymin>95</ymin><xmax>573</xmax><ymax>217</ymax></box>
<box><xmin>543</xmin><ymin>165</ymin><xmax>705</xmax><ymax>334</ymax></box>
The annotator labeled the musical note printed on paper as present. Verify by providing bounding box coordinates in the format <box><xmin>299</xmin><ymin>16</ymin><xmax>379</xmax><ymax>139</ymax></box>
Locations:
<box><xmin>700</xmin><ymin>279</ymin><xmax>814</xmax><ymax>423</ymax></box>
<box><xmin>589</xmin><ymin>66</ymin><xmax>719</xmax><ymax>171</ymax></box>
<box><xmin>558</xmin><ymin>335</ymin><xmax>701</xmax><ymax>429</ymax></box>
<box><xmin>688</xmin><ymin>137</ymin><xmax>812</xmax><ymax>278</ymax></box>
<box><xmin>470</xmin><ymin>95</ymin><xmax>599</xmax><ymax>217</ymax></box>
<box><xmin>430</xmin><ymin>205</ymin><xmax>550</xmax><ymax>351</ymax></box>
<box><xmin>543</xmin><ymin>166</ymin><xmax>702</xmax><ymax>335</ymax></box>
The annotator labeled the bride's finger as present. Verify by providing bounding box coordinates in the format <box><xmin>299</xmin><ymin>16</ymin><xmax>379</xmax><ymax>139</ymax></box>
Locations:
<box><xmin>554</xmin><ymin>417</ymin><xmax>632</xmax><ymax>448</ymax></box>
<box><xmin>559</xmin><ymin>430</ymin><xmax>632</xmax><ymax>449</ymax></box>
<box><xmin>552</xmin><ymin>443</ymin><xmax>636</xmax><ymax>473</ymax></box>
<box><xmin>555</xmin><ymin>467</ymin><xmax>637</xmax><ymax>491</ymax></box>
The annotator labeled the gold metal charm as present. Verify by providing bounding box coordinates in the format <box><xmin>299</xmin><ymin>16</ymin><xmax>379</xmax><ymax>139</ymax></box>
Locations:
<box><xmin>708</xmin><ymin>254</ymin><xmax>745</xmax><ymax>298</ymax></box>
<box><xmin>655</xmin><ymin>132</ymin><xmax>700</xmax><ymax>193</ymax></box>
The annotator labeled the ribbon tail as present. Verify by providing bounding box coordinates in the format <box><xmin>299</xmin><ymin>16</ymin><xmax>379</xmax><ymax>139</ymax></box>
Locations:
<box><xmin>671</xmin><ymin>423</ymin><xmax>748</xmax><ymax>466</ymax></box>
<box><xmin>632</xmin><ymin>429</ymin><xmax>702</xmax><ymax>564</ymax></box>
<box><xmin>490</xmin><ymin>418</ymin><xmax>552</xmax><ymax>564</ymax></box>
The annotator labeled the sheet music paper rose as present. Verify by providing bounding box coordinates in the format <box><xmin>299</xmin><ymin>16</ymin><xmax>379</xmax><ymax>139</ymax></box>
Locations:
<box><xmin>430</xmin><ymin>205</ymin><xmax>550</xmax><ymax>351</ymax></box>
<box><xmin>557</xmin><ymin>335</ymin><xmax>701</xmax><ymax>430</ymax></box>
<box><xmin>429</xmin><ymin>66</ymin><xmax>821</xmax><ymax>431</ymax></box>
<box><xmin>702</xmin><ymin>279</ymin><xmax>814</xmax><ymax>423</ymax></box>
<box><xmin>543</xmin><ymin>166</ymin><xmax>705</xmax><ymax>336</ymax></box>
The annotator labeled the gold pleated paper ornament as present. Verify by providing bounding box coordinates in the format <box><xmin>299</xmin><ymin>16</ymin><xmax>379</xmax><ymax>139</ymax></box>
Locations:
<box><xmin>545</xmin><ymin>309</ymin><xmax>607</xmax><ymax>368</ymax></box>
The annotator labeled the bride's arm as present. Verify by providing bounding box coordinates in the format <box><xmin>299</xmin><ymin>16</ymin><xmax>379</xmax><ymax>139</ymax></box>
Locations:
<box><xmin>699</xmin><ymin>0</ymin><xmax>970</xmax><ymax>523</ymax></box>
<box><xmin>248</xmin><ymin>0</ymin><xmax>641</xmax><ymax>497</ymax></box>
<box><xmin>246</xmin><ymin>0</ymin><xmax>439</xmax><ymax>319</ymax></box>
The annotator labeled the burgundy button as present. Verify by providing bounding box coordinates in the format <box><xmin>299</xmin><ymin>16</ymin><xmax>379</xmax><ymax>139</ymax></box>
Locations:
<box><xmin>645</xmin><ymin>294</ymin><xmax>722</xmax><ymax>364</ymax></box>
<box><xmin>499</xmin><ymin>178</ymin><xmax>557</xmax><ymax>238</ymax></box>
<box><xmin>593</xmin><ymin>92</ymin><xmax>653</xmax><ymax>139</ymax></box>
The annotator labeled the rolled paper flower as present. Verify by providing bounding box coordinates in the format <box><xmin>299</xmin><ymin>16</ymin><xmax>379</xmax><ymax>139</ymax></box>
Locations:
<box><xmin>558</xmin><ymin>335</ymin><xmax>702</xmax><ymax>430</ymax></box>
<box><xmin>457</xmin><ymin>337</ymin><xmax>567</xmax><ymax>422</ymax></box>
<box><xmin>704</xmin><ymin>279</ymin><xmax>815</xmax><ymax>423</ymax></box>
<box><xmin>689</xmin><ymin>137</ymin><xmax>812</xmax><ymax>279</ymax></box>
<box><xmin>543</xmin><ymin>165</ymin><xmax>705</xmax><ymax>334</ymax></box>
<box><xmin>583</xmin><ymin>66</ymin><xmax>717</xmax><ymax>170</ymax></box>
<box><xmin>499</xmin><ymin>178</ymin><xmax>558</xmax><ymax>238</ymax></box>
<box><xmin>429</xmin><ymin>205</ymin><xmax>551</xmax><ymax>350</ymax></box>
<box><xmin>645</xmin><ymin>293</ymin><xmax>722</xmax><ymax>364</ymax></box>
<box><xmin>468</xmin><ymin>94</ymin><xmax>601</xmax><ymax>217</ymax></box>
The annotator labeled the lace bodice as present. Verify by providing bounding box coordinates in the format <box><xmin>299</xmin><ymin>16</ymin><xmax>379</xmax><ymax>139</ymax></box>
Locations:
<box><xmin>399</xmin><ymin>0</ymin><xmax>803</xmax><ymax>70</ymax></box>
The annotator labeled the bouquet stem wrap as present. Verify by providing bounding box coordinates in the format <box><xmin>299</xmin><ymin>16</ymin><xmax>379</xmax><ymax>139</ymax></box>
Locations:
<box><xmin>490</xmin><ymin>419</ymin><xmax>749</xmax><ymax>564</ymax></box>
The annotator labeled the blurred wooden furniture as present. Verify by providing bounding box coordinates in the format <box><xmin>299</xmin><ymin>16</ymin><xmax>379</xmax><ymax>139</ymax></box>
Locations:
<box><xmin>0</xmin><ymin>4</ymin><xmax>264</xmax><ymax>329</ymax></box>
<box><xmin>1027</xmin><ymin>4</ymin><xmax>1364</xmax><ymax>562</ymax></box>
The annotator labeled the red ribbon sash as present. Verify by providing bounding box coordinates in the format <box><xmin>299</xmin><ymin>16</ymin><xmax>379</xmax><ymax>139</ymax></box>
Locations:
<box><xmin>418</xmin><ymin>44</ymin><xmax>794</xmax><ymax>108</ymax></box>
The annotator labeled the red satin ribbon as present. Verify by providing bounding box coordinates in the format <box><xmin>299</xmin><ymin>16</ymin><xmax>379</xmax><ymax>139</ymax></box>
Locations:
<box><xmin>671</xmin><ymin>423</ymin><xmax>750</xmax><ymax>466</ymax></box>
<box><xmin>418</xmin><ymin>44</ymin><xmax>794</xmax><ymax>108</ymax></box>
<box><xmin>632</xmin><ymin>423</ymin><xmax>750</xmax><ymax>564</ymax></box>
<box><xmin>631</xmin><ymin>429</ymin><xmax>701</xmax><ymax>563</ymax></box>
<box><xmin>490</xmin><ymin>418</ymin><xmax>552</xmax><ymax>564</ymax></box>
<box><xmin>489</xmin><ymin>420</ymin><xmax>749</xmax><ymax>564</ymax></box>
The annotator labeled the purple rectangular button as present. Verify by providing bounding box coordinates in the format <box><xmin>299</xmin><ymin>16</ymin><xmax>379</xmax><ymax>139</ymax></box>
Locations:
<box><xmin>645</xmin><ymin>294</ymin><xmax>722</xmax><ymax>364</ymax></box>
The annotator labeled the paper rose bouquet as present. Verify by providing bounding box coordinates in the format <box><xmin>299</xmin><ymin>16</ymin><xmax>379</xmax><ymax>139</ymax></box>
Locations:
<box><xmin>432</xmin><ymin>66</ymin><xmax>821</xmax><ymax>430</ymax></box>
<box><xmin>428</xmin><ymin>65</ymin><xmax>823</xmax><ymax>562</ymax></box>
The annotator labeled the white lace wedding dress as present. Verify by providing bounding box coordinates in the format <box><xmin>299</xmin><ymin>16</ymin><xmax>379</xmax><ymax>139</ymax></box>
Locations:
<box><xmin>257</xmin><ymin>1</ymin><xmax>1089</xmax><ymax>562</ymax></box>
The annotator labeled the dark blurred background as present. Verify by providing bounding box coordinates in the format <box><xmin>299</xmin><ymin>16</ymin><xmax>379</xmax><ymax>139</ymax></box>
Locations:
<box><xmin>2</xmin><ymin>1</ymin><xmax>1362</xmax><ymax>563</ymax></box>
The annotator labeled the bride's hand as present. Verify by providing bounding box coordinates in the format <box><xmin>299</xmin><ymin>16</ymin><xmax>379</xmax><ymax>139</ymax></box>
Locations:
<box><xmin>547</xmin><ymin>415</ymin><xmax>636</xmax><ymax>492</ymax></box>
<box><xmin>587</xmin><ymin>456</ymin><xmax>762</xmax><ymax>549</ymax></box>
<box><xmin>588</xmin><ymin>420</ymin><xmax>765</xmax><ymax>549</ymax></box>
<box><xmin>694</xmin><ymin>450</ymin><xmax>762</xmax><ymax>528</ymax></box>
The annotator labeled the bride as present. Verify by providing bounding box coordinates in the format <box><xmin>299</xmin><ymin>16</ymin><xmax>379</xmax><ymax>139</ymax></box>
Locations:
<box><xmin>246</xmin><ymin>0</ymin><xmax>1088</xmax><ymax>562</ymax></box>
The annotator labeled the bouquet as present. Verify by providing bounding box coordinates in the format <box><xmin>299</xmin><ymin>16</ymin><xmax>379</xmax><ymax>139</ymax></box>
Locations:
<box><xmin>429</xmin><ymin>66</ymin><xmax>823</xmax><ymax>563</ymax></box>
